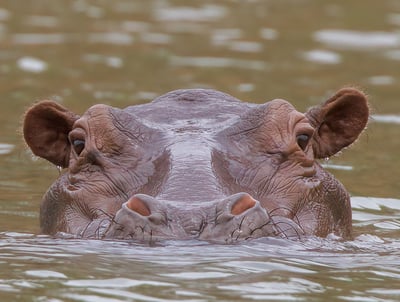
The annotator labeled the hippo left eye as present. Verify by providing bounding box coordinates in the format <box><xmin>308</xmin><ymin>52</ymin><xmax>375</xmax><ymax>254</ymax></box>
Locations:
<box><xmin>72</xmin><ymin>139</ymin><xmax>85</xmax><ymax>156</ymax></box>
<box><xmin>296</xmin><ymin>134</ymin><xmax>310</xmax><ymax>151</ymax></box>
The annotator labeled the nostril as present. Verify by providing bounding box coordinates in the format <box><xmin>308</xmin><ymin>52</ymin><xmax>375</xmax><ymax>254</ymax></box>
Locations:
<box><xmin>231</xmin><ymin>194</ymin><xmax>257</xmax><ymax>215</ymax></box>
<box><xmin>126</xmin><ymin>196</ymin><xmax>151</xmax><ymax>217</ymax></box>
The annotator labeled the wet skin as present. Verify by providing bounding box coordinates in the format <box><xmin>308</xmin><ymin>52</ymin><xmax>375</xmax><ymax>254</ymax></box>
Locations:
<box><xmin>23</xmin><ymin>88</ymin><xmax>369</xmax><ymax>243</ymax></box>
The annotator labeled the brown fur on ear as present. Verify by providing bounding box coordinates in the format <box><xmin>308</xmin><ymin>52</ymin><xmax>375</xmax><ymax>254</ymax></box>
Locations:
<box><xmin>306</xmin><ymin>88</ymin><xmax>369</xmax><ymax>158</ymax></box>
<box><xmin>23</xmin><ymin>101</ymin><xmax>79</xmax><ymax>167</ymax></box>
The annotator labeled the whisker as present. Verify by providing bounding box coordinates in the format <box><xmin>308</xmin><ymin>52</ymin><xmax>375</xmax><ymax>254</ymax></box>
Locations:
<box><xmin>96</xmin><ymin>208</ymin><xmax>115</xmax><ymax>219</ymax></box>
<box><xmin>272</xmin><ymin>220</ymin><xmax>302</xmax><ymax>239</ymax></box>
<box><xmin>269</xmin><ymin>206</ymin><xmax>297</xmax><ymax>217</ymax></box>
<box><xmin>80</xmin><ymin>220</ymin><xmax>92</xmax><ymax>238</ymax></box>
<box><xmin>93</xmin><ymin>218</ymin><xmax>112</xmax><ymax>239</ymax></box>
<box><xmin>249</xmin><ymin>220</ymin><xmax>274</xmax><ymax>237</ymax></box>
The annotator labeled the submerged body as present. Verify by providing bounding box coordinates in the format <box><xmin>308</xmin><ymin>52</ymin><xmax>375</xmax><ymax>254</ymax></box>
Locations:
<box><xmin>23</xmin><ymin>88</ymin><xmax>369</xmax><ymax>242</ymax></box>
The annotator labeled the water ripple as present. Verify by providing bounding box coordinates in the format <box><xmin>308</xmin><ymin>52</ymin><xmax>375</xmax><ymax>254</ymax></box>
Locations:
<box><xmin>160</xmin><ymin>272</ymin><xmax>232</xmax><ymax>280</ymax></box>
<box><xmin>170</xmin><ymin>56</ymin><xmax>268</xmax><ymax>70</ymax></box>
<box><xmin>64</xmin><ymin>278</ymin><xmax>175</xmax><ymax>288</ymax></box>
<box><xmin>154</xmin><ymin>5</ymin><xmax>227</xmax><ymax>22</ymax></box>
<box><xmin>17</xmin><ymin>56</ymin><xmax>48</xmax><ymax>73</ymax></box>
<box><xmin>13</xmin><ymin>33</ymin><xmax>66</xmax><ymax>45</ymax></box>
<box><xmin>314</xmin><ymin>29</ymin><xmax>400</xmax><ymax>49</ymax></box>
<box><xmin>372</xmin><ymin>114</ymin><xmax>400</xmax><ymax>124</ymax></box>
<box><xmin>25</xmin><ymin>270</ymin><xmax>67</xmax><ymax>279</ymax></box>
<box><xmin>88</xmin><ymin>32</ymin><xmax>134</xmax><ymax>45</ymax></box>
<box><xmin>0</xmin><ymin>8</ymin><xmax>10</xmax><ymax>21</ymax></box>
<box><xmin>0</xmin><ymin>144</ymin><xmax>14</xmax><ymax>155</ymax></box>
<box><xmin>24</xmin><ymin>15</ymin><xmax>58</xmax><ymax>27</ymax></box>
<box><xmin>301</xmin><ymin>49</ymin><xmax>342</xmax><ymax>64</ymax></box>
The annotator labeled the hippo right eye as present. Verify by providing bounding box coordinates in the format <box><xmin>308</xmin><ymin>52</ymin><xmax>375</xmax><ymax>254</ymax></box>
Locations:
<box><xmin>72</xmin><ymin>139</ymin><xmax>85</xmax><ymax>156</ymax></box>
<box><xmin>296</xmin><ymin>134</ymin><xmax>310</xmax><ymax>151</ymax></box>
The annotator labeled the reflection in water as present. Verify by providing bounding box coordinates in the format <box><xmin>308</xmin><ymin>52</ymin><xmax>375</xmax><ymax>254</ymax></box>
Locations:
<box><xmin>367</xmin><ymin>75</ymin><xmax>395</xmax><ymax>86</ymax></box>
<box><xmin>0</xmin><ymin>144</ymin><xmax>14</xmax><ymax>155</ymax></box>
<box><xmin>211</xmin><ymin>28</ymin><xmax>243</xmax><ymax>46</ymax></box>
<box><xmin>88</xmin><ymin>32</ymin><xmax>134</xmax><ymax>45</ymax></box>
<box><xmin>17</xmin><ymin>57</ymin><xmax>48</xmax><ymax>73</ymax></box>
<box><xmin>321</xmin><ymin>163</ymin><xmax>353</xmax><ymax>171</ymax></box>
<box><xmin>154</xmin><ymin>4</ymin><xmax>227</xmax><ymax>22</ymax></box>
<box><xmin>372</xmin><ymin>114</ymin><xmax>400</xmax><ymax>124</ymax></box>
<box><xmin>12</xmin><ymin>33</ymin><xmax>66</xmax><ymax>45</ymax></box>
<box><xmin>140</xmin><ymin>32</ymin><xmax>171</xmax><ymax>45</ymax></box>
<box><xmin>314</xmin><ymin>29</ymin><xmax>400</xmax><ymax>49</ymax></box>
<box><xmin>24</xmin><ymin>15</ymin><xmax>59</xmax><ymax>27</ymax></box>
<box><xmin>259</xmin><ymin>28</ymin><xmax>279</xmax><ymax>40</ymax></box>
<box><xmin>228</xmin><ymin>41</ymin><xmax>263</xmax><ymax>53</ymax></box>
<box><xmin>170</xmin><ymin>56</ymin><xmax>268</xmax><ymax>70</ymax></box>
<box><xmin>301</xmin><ymin>49</ymin><xmax>342</xmax><ymax>64</ymax></box>
<box><xmin>1</xmin><ymin>0</ymin><xmax>400</xmax><ymax>301</ymax></box>
<box><xmin>384</xmin><ymin>49</ymin><xmax>400</xmax><ymax>60</ymax></box>
<box><xmin>83</xmin><ymin>54</ymin><xmax>124</xmax><ymax>68</ymax></box>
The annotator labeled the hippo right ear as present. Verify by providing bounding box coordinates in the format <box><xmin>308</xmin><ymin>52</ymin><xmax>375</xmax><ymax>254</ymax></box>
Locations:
<box><xmin>305</xmin><ymin>88</ymin><xmax>369</xmax><ymax>159</ymax></box>
<box><xmin>23</xmin><ymin>101</ymin><xmax>80</xmax><ymax>168</ymax></box>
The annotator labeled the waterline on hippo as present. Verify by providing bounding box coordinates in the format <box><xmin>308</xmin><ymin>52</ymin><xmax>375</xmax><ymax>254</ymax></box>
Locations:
<box><xmin>23</xmin><ymin>88</ymin><xmax>369</xmax><ymax>243</ymax></box>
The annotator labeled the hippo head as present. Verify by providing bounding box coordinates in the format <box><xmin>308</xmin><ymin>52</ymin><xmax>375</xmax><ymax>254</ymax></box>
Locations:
<box><xmin>23</xmin><ymin>88</ymin><xmax>369</xmax><ymax>243</ymax></box>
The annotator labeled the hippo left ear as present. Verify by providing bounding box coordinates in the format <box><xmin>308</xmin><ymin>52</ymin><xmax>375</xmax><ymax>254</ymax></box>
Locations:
<box><xmin>23</xmin><ymin>101</ymin><xmax>80</xmax><ymax>168</ymax></box>
<box><xmin>305</xmin><ymin>88</ymin><xmax>369</xmax><ymax>158</ymax></box>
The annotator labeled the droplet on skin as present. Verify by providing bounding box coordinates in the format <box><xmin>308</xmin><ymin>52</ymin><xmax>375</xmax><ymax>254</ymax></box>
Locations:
<box><xmin>56</xmin><ymin>166</ymin><xmax>63</xmax><ymax>174</ymax></box>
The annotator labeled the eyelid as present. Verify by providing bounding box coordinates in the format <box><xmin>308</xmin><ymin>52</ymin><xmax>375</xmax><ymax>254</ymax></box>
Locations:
<box><xmin>68</xmin><ymin>128</ymin><xmax>87</xmax><ymax>157</ymax></box>
<box><xmin>68</xmin><ymin>128</ymin><xmax>86</xmax><ymax>143</ymax></box>
<box><xmin>295</xmin><ymin>122</ymin><xmax>314</xmax><ymax>152</ymax></box>
<box><xmin>295</xmin><ymin>121</ymin><xmax>315</xmax><ymax>137</ymax></box>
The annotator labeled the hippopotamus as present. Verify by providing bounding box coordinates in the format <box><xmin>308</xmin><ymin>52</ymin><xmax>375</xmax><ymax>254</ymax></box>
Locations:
<box><xmin>23</xmin><ymin>88</ymin><xmax>369</xmax><ymax>243</ymax></box>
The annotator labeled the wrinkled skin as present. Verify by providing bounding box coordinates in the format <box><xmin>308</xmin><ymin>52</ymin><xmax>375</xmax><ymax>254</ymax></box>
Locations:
<box><xmin>23</xmin><ymin>88</ymin><xmax>369</xmax><ymax>243</ymax></box>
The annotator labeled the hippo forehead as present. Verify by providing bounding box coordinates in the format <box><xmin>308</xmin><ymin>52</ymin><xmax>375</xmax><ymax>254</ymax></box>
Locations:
<box><xmin>125</xmin><ymin>89</ymin><xmax>248</xmax><ymax>132</ymax></box>
<box><xmin>82</xmin><ymin>89</ymin><xmax>298</xmax><ymax>134</ymax></box>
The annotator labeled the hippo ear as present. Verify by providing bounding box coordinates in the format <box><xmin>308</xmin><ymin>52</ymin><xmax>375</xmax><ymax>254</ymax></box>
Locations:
<box><xmin>305</xmin><ymin>88</ymin><xmax>369</xmax><ymax>159</ymax></box>
<box><xmin>23</xmin><ymin>101</ymin><xmax>80</xmax><ymax>168</ymax></box>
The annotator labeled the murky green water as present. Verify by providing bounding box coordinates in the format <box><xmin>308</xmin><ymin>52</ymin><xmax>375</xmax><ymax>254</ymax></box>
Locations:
<box><xmin>1</xmin><ymin>1</ymin><xmax>400</xmax><ymax>301</ymax></box>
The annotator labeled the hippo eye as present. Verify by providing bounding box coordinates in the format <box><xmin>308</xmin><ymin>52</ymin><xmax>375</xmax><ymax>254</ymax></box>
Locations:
<box><xmin>296</xmin><ymin>134</ymin><xmax>310</xmax><ymax>151</ymax></box>
<box><xmin>72</xmin><ymin>139</ymin><xmax>85</xmax><ymax>156</ymax></box>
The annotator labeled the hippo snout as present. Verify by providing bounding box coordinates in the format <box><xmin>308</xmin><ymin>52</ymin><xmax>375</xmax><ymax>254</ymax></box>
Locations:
<box><xmin>103</xmin><ymin>193</ymin><xmax>305</xmax><ymax>243</ymax></box>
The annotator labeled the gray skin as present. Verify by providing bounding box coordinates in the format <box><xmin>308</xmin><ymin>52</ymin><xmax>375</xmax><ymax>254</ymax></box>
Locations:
<box><xmin>23</xmin><ymin>88</ymin><xmax>369</xmax><ymax>243</ymax></box>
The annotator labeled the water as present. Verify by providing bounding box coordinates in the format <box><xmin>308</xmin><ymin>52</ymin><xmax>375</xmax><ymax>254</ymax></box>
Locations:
<box><xmin>1</xmin><ymin>0</ymin><xmax>400</xmax><ymax>301</ymax></box>
<box><xmin>0</xmin><ymin>231</ymin><xmax>399</xmax><ymax>301</ymax></box>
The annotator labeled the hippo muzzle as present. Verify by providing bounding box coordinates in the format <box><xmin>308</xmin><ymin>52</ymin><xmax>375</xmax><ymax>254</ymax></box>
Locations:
<box><xmin>103</xmin><ymin>193</ymin><xmax>305</xmax><ymax>243</ymax></box>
